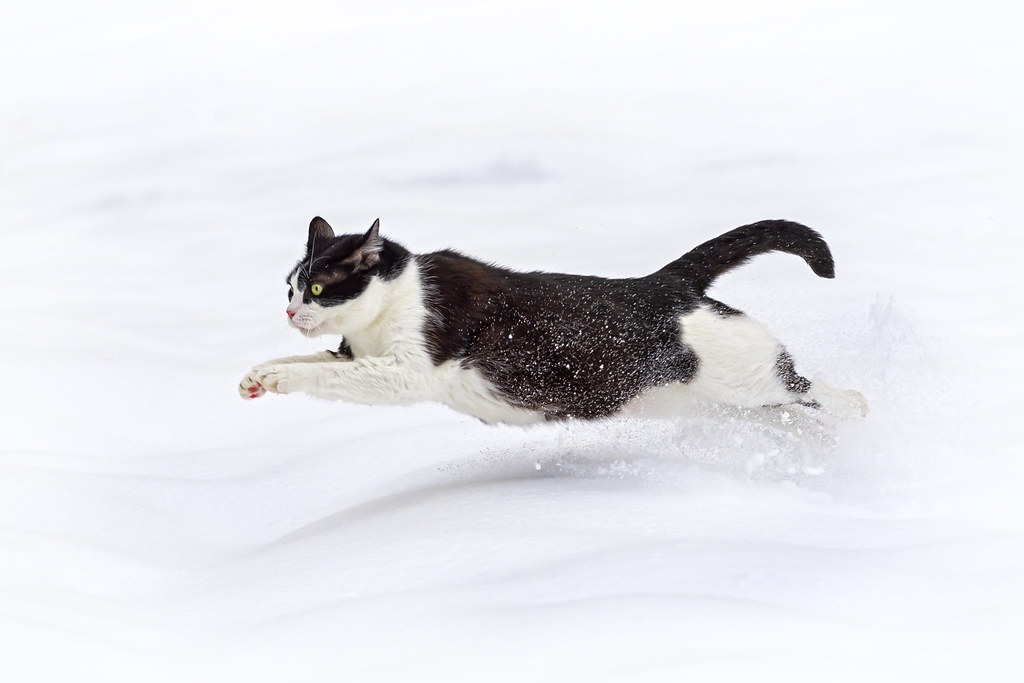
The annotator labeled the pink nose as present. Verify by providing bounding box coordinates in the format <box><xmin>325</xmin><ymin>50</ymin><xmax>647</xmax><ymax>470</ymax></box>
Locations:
<box><xmin>286</xmin><ymin>310</ymin><xmax>296</xmax><ymax>319</ymax></box>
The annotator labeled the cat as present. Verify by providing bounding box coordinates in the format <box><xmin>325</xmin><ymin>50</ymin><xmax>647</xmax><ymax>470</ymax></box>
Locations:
<box><xmin>239</xmin><ymin>217</ymin><xmax>868</xmax><ymax>424</ymax></box>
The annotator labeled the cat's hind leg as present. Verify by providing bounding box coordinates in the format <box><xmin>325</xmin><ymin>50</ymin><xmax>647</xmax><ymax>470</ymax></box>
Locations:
<box><xmin>678</xmin><ymin>306</ymin><xmax>867</xmax><ymax>419</ymax></box>
<box><xmin>775</xmin><ymin>349</ymin><xmax>869</xmax><ymax>419</ymax></box>
<box><xmin>802</xmin><ymin>378</ymin><xmax>869</xmax><ymax>418</ymax></box>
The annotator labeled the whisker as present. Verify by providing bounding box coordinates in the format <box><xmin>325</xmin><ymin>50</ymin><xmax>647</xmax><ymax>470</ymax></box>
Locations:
<box><xmin>305</xmin><ymin>230</ymin><xmax>321</xmax><ymax>280</ymax></box>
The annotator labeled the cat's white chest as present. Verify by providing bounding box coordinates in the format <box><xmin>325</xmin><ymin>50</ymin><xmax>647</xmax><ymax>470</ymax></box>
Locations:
<box><xmin>336</xmin><ymin>263</ymin><xmax>543</xmax><ymax>425</ymax></box>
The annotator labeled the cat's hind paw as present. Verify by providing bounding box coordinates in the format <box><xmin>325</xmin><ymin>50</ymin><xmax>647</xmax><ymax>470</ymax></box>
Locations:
<box><xmin>808</xmin><ymin>382</ymin><xmax>869</xmax><ymax>419</ymax></box>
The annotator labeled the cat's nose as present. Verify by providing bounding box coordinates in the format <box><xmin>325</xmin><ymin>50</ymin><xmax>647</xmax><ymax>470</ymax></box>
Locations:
<box><xmin>286</xmin><ymin>310</ymin><xmax>296</xmax><ymax>319</ymax></box>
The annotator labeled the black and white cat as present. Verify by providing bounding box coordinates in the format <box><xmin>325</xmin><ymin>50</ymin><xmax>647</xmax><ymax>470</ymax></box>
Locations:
<box><xmin>239</xmin><ymin>217</ymin><xmax>867</xmax><ymax>424</ymax></box>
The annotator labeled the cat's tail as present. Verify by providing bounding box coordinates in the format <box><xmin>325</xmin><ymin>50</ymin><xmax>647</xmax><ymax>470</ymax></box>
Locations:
<box><xmin>660</xmin><ymin>219</ymin><xmax>835</xmax><ymax>294</ymax></box>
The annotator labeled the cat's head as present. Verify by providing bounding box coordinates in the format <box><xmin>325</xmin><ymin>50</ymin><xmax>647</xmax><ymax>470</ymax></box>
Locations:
<box><xmin>284</xmin><ymin>216</ymin><xmax>397</xmax><ymax>337</ymax></box>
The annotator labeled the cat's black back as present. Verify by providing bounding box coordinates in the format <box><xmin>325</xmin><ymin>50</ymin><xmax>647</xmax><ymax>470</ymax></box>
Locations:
<box><xmin>409</xmin><ymin>219</ymin><xmax>834</xmax><ymax>420</ymax></box>
<box><xmin>417</xmin><ymin>252</ymin><xmax>701</xmax><ymax>419</ymax></box>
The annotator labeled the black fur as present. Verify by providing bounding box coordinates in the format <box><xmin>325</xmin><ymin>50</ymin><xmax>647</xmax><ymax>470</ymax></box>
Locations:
<box><xmin>661</xmin><ymin>219</ymin><xmax>834</xmax><ymax>294</ymax></box>
<box><xmin>775</xmin><ymin>350</ymin><xmax>811</xmax><ymax>394</ymax></box>
<box><xmin>418</xmin><ymin>253</ymin><xmax>700</xmax><ymax>419</ymax></box>
<box><xmin>299</xmin><ymin>217</ymin><xmax>831</xmax><ymax>421</ymax></box>
<box><xmin>331</xmin><ymin>339</ymin><xmax>354</xmax><ymax>360</ymax></box>
<box><xmin>701</xmin><ymin>297</ymin><xmax>744</xmax><ymax>317</ymax></box>
<box><xmin>414</xmin><ymin>219</ymin><xmax>831</xmax><ymax>420</ymax></box>
<box><xmin>287</xmin><ymin>217</ymin><xmax>411</xmax><ymax>306</ymax></box>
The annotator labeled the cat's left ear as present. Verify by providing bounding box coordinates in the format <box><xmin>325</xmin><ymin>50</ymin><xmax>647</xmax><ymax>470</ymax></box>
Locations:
<box><xmin>307</xmin><ymin>216</ymin><xmax>335</xmax><ymax>254</ymax></box>
<box><xmin>344</xmin><ymin>218</ymin><xmax>383</xmax><ymax>271</ymax></box>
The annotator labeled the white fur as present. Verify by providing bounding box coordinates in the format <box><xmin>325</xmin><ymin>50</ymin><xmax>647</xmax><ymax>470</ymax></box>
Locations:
<box><xmin>805</xmin><ymin>381</ymin><xmax>869</xmax><ymax>419</ymax></box>
<box><xmin>432</xmin><ymin>361</ymin><xmax>545</xmax><ymax>425</ymax></box>
<box><xmin>679</xmin><ymin>307</ymin><xmax>793</xmax><ymax>407</ymax></box>
<box><xmin>677</xmin><ymin>306</ymin><xmax>868</xmax><ymax>418</ymax></box>
<box><xmin>241</xmin><ymin>259</ymin><xmax>544</xmax><ymax>425</ymax></box>
<box><xmin>242</xmin><ymin>266</ymin><xmax>866</xmax><ymax>423</ymax></box>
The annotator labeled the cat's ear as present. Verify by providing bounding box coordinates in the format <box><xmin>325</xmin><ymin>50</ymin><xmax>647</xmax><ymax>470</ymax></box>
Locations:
<box><xmin>342</xmin><ymin>218</ymin><xmax>383</xmax><ymax>271</ymax></box>
<box><xmin>307</xmin><ymin>216</ymin><xmax>335</xmax><ymax>253</ymax></box>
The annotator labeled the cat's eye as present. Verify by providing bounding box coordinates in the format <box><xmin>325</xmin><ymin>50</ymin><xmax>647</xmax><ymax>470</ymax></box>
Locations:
<box><xmin>287</xmin><ymin>287</ymin><xmax>294</xmax><ymax>299</ymax></box>
<box><xmin>311</xmin><ymin>283</ymin><xmax>323</xmax><ymax>296</ymax></box>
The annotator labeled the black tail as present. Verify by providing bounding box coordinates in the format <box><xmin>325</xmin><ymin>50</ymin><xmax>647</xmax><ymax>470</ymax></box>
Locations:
<box><xmin>660</xmin><ymin>219</ymin><xmax>835</xmax><ymax>294</ymax></box>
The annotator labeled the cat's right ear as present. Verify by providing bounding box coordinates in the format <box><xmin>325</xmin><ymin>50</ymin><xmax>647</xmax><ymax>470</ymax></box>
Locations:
<box><xmin>307</xmin><ymin>216</ymin><xmax>335</xmax><ymax>253</ymax></box>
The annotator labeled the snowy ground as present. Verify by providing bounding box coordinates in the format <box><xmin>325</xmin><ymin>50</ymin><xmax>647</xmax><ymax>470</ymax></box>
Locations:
<box><xmin>2</xmin><ymin>1</ymin><xmax>1023</xmax><ymax>681</ymax></box>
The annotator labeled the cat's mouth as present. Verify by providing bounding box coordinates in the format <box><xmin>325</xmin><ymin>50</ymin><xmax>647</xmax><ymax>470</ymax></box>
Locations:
<box><xmin>290</xmin><ymin>319</ymin><xmax>323</xmax><ymax>337</ymax></box>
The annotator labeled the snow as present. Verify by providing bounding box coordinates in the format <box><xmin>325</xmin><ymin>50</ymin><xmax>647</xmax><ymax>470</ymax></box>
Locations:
<box><xmin>2</xmin><ymin>0</ymin><xmax>1022</xmax><ymax>681</ymax></box>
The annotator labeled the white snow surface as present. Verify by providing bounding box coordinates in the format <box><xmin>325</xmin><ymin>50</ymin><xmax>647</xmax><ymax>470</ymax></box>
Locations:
<box><xmin>2</xmin><ymin>1</ymin><xmax>1023</xmax><ymax>681</ymax></box>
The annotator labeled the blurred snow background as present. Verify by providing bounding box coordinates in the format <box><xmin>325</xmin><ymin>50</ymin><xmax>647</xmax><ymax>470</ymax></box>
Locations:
<box><xmin>1</xmin><ymin>0</ymin><xmax>1022</xmax><ymax>681</ymax></box>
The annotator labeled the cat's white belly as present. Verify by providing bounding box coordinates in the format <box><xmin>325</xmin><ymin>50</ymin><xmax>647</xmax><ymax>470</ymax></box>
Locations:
<box><xmin>431</xmin><ymin>361</ymin><xmax>545</xmax><ymax>426</ymax></box>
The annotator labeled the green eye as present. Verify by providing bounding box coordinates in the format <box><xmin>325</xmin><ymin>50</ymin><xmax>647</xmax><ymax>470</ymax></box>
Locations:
<box><xmin>311</xmin><ymin>283</ymin><xmax>323</xmax><ymax>296</ymax></box>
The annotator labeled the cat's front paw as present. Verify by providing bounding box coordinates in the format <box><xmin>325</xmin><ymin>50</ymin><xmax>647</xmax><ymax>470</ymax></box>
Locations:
<box><xmin>251</xmin><ymin>364</ymin><xmax>307</xmax><ymax>395</ymax></box>
<box><xmin>239</xmin><ymin>368</ymin><xmax>267</xmax><ymax>400</ymax></box>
